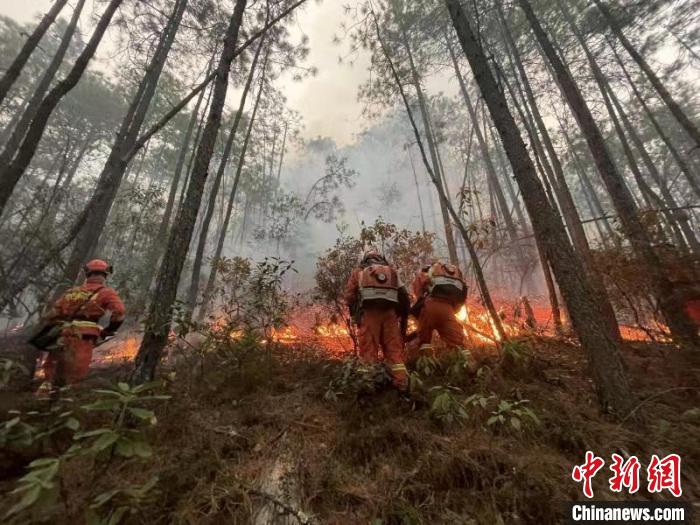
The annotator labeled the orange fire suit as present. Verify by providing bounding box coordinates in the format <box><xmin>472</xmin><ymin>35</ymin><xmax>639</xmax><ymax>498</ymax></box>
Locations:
<box><xmin>43</xmin><ymin>275</ymin><xmax>125</xmax><ymax>385</ymax></box>
<box><xmin>344</xmin><ymin>266</ymin><xmax>408</xmax><ymax>390</ymax></box>
<box><xmin>408</xmin><ymin>266</ymin><xmax>466</xmax><ymax>360</ymax></box>
<box><xmin>686</xmin><ymin>300</ymin><xmax>700</xmax><ymax>327</ymax></box>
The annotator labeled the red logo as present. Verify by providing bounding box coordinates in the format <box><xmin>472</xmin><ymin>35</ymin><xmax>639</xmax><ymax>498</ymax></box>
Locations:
<box><xmin>572</xmin><ymin>451</ymin><xmax>605</xmax><ymax>498</ymax></box>
<box><xmin>647</xmin><ymin>454</ymin><xmax>682</xmax><ymax>497</ymax></box>
<box><xmin>572</xmin><ymin>453</ymin><xmax>682</xmax><ymax>498</ymax></box>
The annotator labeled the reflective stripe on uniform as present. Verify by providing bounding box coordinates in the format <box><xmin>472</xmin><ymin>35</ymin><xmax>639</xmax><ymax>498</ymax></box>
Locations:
<box><xmin>419</xmin><ymin>344</ymin><xmax>433</xmax><ymax>352</ymax></box>
<box><xmin>359</xmin><ymin>287</ymin><xmax>399</xmax><ymax>303</ymax></box>
<box><xmin>428</xmin><ymin>275</ymin><xmax>464</xmax><ymax>293</ymax></box>
<box><xmin>64</xmin><ymin>320</ymin><xmax>101</xmax><ymax>330</ymax></box>
<box><xmin>389</xmin><ymin>363</ymin><xmax>407</xmax><ymax>372</ymax></box>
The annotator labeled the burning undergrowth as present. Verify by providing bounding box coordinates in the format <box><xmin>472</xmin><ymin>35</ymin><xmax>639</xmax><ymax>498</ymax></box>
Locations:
<box><xmin>4</xmin><ymin>333</ymin><xmax>698</xmax><ymax>524</ymax></box>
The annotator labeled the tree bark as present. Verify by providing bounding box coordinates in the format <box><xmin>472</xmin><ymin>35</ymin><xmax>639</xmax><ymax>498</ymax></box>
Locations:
<box><xmin>446</xmin><ymin>0</ymin><xmax>636</xmax><ymax>416</ymax></box>
<box><xmin>448</xmin><ymin>39</ymin><xmax>519</xmax><ymax>243</ymax></box>
<box><xmin>374</xmin><ymin>11</ymin><xmax>505</xmax><ymax>341</ymax></box>
<box><xmin>401</xmin><ymin>27</ymin><xmax>459</xmax><ymax>266</ymax></box>
<box><xmin>517</xmin><ymin>0</ymin><xmax>698</xmax><ymax>349</ymax></box>
<box><xmin>186</xmin><ymin>33</ymin><xmax>265</xmax><ymax>316</ymax></box>
<box><xmin>609</xmin><ymin>40</ymin><xmax>700</xmax><ymax>199</ymax></box>
<box><xmin>560</xmin><ymin>5</ymin><xmax>690</xmax><ymax>251</ymax></box>
<box><xmin>592</xmin><ymin>0</ymin><xmax>700</xmax><ymax>151</ymax></box>
<box><xmin>58</xmin><ymin>0</ymin><xmax>188</xmax><ymax>293</ymax></box>
<box><xmin>0</xmin><ymin>0</ymin><xmax>124</xmax><ymax>216</ymax></box>
<box><xmin>133</xmin><ymin>0</ymin><xmax>248</xmax><ymax>384</ymax></box>
<box><xmin>197</xmin><ymin>56</ymin><xmax>267</xmax><ymax>322</ymax></box>
<box><xmin>607</xmin><ymin>84</ymin><xmax>699</xmax><ymax>253</ymax></box>
<box><xmin>0</xmin><ymin>0</ymin><xmax>70</xmax><ymax>106</ymax></box>
<box><xmin>0</xmin><ymin>0</ymin><xmax>86</xmax><ymax>162</ymax></box>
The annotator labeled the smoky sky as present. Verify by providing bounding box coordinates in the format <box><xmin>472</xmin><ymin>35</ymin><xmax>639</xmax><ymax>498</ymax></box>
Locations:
<box><xmin>0</xmin><ymin>0</ymin><xmax>375</xmax><ymax>147</ymax></box>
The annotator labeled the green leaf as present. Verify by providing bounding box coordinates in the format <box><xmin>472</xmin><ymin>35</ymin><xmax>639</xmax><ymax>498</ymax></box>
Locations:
<box><xmin>75</xmin><ymin>428</ymin><xmax>113</xmax><ymax>439</ymax></box>
<box><xmin>5</xmin><ymin>484</ymin><xmax>41</xmax><ymax>517</ymax></box>
<box><xmin>487</xmin><ymin>415</ymin><xmax>499</xmax><ymax>426</ymax></box>
<box><xmin>127</xmin><ymin>407</ymin><xmax>155</xmax><ymax>422</ymax></box>
<box><xmin>82</xmin><ymin>399</ymin><xmax>120</xmax><ymax>411</ymax></box>
<box><xmin>132</xmin><ymin>439</ymin><xmax>152</xmax><ymax>458</ymax></box>
<box><xmin>28</xmin><ymin>457</ymin><xmax>60</xmax><ymax>468</ymax></box>
<box><xmin>117</xmin><ymin>382</ymin><xmax>131</xmax><ymax>392</ymax></box>
<box><xmin>91</xmin><ymin>488</ymin><xmax>121</xmax><ymax>508</ymax></box>
<box><xmin>107</xmin><ymin>507</ymin><xmax>129</xmax><ymax>525</ymax></box>
<box><xmin>510</xmin><ymin>417</ymin><xmax>521</xmax><ymax>431</ymax></box>
<box><xmin>91</xmin><ymin>389</ymin><xmax>124</xmax><ymax>398</ymax></box>
<box><xmin>115</xmin><ymin>438</ymin><xmax>135</xmax><ymax>458</ymax></box>
<box><xmin>64</xmin><ymin>418</ymin><xmax>81</xmax><ymax>431</ymax></box>
<box><xmin>91</xmin><ymin>431</ymin><xmax>119</xmax><ymax>452</ymax></box>
<box><xmin>4</xmin><ymin>416</ymin><xmax>20</xmax><ymax>429</ymax></box>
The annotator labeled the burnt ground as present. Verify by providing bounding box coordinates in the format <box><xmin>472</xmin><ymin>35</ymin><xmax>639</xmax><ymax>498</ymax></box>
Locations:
<box><xmin>0</xmin><ymin>336</ymin><xmax>699</xmax><ymax>524</ymax></box>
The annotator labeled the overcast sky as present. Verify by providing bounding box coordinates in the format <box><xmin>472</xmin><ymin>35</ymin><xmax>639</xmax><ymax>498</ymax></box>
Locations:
<box><xmin>0</xmin><ymin>0</ymin><xmax>371</xmax><ymax>147</ymax></box>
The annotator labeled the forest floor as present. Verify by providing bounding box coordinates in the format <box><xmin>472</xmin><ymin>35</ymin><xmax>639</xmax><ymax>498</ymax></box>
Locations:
<box><xmin>1</xmin><ymin>335</ymin><xmax>699</xmax><ymax>524</ymax></box>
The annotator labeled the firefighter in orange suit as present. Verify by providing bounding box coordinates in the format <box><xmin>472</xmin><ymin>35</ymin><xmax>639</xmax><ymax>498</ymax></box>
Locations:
<box><xmin>408</xmin><ymin>261</ymin><xmax>468</xmax><ymax>360</ymax></box>
<box><xmin>42</xmin><ymin>259</ymin><xmax>125</xmax><ymax>386</ymax></box>
<box><xmin>344</xmin><ymin>250</ymin><xmax>410</xmax><ymax>391</ymax></box>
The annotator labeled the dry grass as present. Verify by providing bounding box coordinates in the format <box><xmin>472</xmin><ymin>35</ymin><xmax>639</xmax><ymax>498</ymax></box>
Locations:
<box><xmin>1</xmin><ymin>337</ymin><xmax>699</xmax><ymax>524</ymax></box>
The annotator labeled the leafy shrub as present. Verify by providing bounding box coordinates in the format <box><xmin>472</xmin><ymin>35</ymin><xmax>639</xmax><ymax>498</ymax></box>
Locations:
<box><xmin>2</xmin><ymin>382</ymin><xmax>169</xmax><ymax>524</ymax></box>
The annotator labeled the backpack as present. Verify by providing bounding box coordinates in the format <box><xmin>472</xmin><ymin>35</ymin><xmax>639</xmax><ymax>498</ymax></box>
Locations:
<box><xmin>428</xmin><ymin>263</ymin><xmax>466</xmax><ymax>303</ymax></box>
<box><xmin>358</xmin><ymin>264</ymin><xmax>399</xmax><ymax>306</ymax></box>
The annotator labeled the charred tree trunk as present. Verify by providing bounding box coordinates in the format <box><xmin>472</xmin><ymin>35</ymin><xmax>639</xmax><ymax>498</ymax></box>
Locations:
<box><xmin>592</xmin><ymin>0</ymin><xmax>700</xmax><ymax>151</ymax></box>
<box><xmin>517</xmin><ymin>0</ymin><xmax>698</xmax><ymax>349</ymax></box>
<box><xmin>446</xmin><ymin>0</ymin><xmax>636</xmax><ymax>416</ymax></box>
<box><xmin>186</xmin><ymin>34</ymin><xmax>265</xmax><ymax>316</ymax></box>
<box><xmin>0</xmin><ymin>0</ymin><xmax>70</xmax><ymax>106</ymax></box>
<box><xmin>0</xmin><ymin>0</ymin><xmax>124</xmax><ymax>216</ymax></box>
<box><xmin>133</xmin><ymin>0</ymin><xmax>248</xmax><ymax>384</ymax></box>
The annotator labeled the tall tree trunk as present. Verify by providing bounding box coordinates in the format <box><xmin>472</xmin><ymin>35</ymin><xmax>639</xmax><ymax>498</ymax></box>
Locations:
<box><xmin>560</xmin><ymin>5</ymin><xmax>689</xmax><ymax>251</ymax></box>
<box><xmin>592</xmin><ymin>0</ymin><xmax>700</xmax><ymax>151</ymax></box>
<box><xmin>0</xmin><ymin>0</ymin><xmax>124</xmax><ymax>216</ymax></box>
<box><xmin>0</xmin><ymin>0</ymin><xmax>70</xmax><ymax>106</ymax></box>
<box><xmin>59</xmin><ymin>0</ymin><xmax>188</xmax><ymax>291</ymax></box>
<box><xmin>448</xmin><ymin>39</ymin><xmax>519</xmax><ymax>242</ymax></box>
<box><xmin>487</xmin><ymin>124</ymin><xmax>528</xmax><ymax>230</ymax></box>
<box><xmin>408</xmin><ymin>146</ymin><xmax>427</xmax><ymax>233</ymax></box>
<box><xmin>179</xmin><ymin>83</ymin><xmax>215</xmax><ymax>211</ymax></box>
<box><xmin>558</xmin><ymin>119</ymin><xmax>619</xmax><ymax>244</ymax></box>
<box><xmin>446</xmin><ymin>0</ymin><xmax>635</xmax><ymax>416</ymax></box>
<box><xmin>401</xmin><ymin>28</ymin><xmax>459</xmax><ymax>266</ymax></box>
<box><xmin>1</xmin><ymin>0</ymin><xmax>86</xmax><ymax>159</ymax></box>
<box><xmin>197</xmin><ymin>67</ymin><xmax>266</xmax><ymax>322</ymax></box>
<box><xmin>275</xmin><ymin>121</ymin><xmax>288</xmax><ymax>190</ymax></box>
<box><xmin>140</xmin><ymin>64</ymin><xmax>212</xmax><ymax>294</ymax></box>
<box><xmin>517</xmin><ymin>0</ymin><xmax>697</xmax><ymax>349</ymax></box>
<box><xmin>374</xmin><ymin>12</ymin><xmax>505</xmax><ymax>341</ymax></box>
<box><xmin>609</xmin><ymin>41</ymin><xmax>700</xmax><ymax>199</ymax></box>
<box><xmin>186</xmin><ymin>34</ymin><xmax>265</xmax><ymax>316</ymax></box>
<box><xmin>607</xmin><ymin>84</ymin><xmax>699</xmax><ymax>253</ymax></box>
<box><xmin>133</xmin><ymin>0</ymin><xmax>248</xmax><ymax>384</ymax></box>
